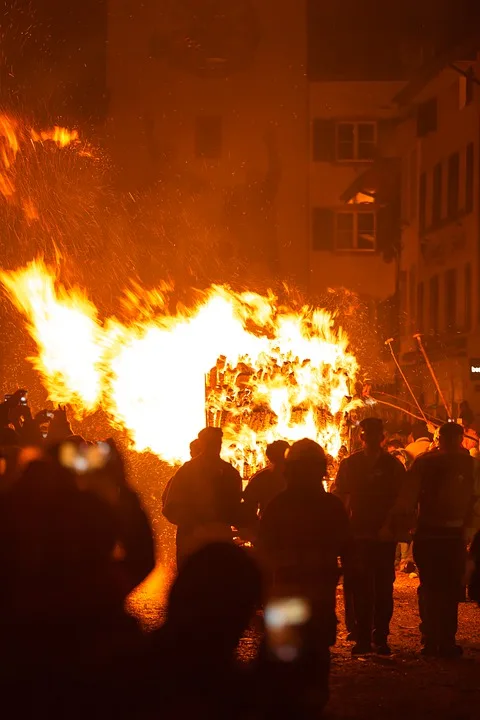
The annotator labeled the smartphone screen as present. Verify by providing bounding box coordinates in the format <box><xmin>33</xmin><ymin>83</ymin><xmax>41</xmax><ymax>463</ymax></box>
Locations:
<box><xmin>264</xmin><ymin>597</ymin><xmax>311</xmax><ymax>662</ymax></box>
<box><xmin>59</xmin><ymin>441</ymin><xmax>111</xmax><ymax>474</ymax></box>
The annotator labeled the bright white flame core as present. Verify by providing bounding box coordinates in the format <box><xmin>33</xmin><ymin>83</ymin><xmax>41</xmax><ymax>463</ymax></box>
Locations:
<box><xmin>1</xmin><ymin>261</ymin><xmax>360</xmax><ymax>474</ymax></box>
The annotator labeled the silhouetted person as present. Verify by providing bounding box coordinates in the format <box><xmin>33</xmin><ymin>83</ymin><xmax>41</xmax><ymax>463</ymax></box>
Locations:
<box><xmin>189</xmin><ymin>438</ymin><xmax>202</xmax><ymax>459</ymax></box>
<box><xmin>242</xmin><ymin>439</ymin><xmax>290</xmax><ymax>538</ymax></box>
<box><xmin>0</xmin><ymin>457</ymin><xmax>144</xmax><ymax>718</ymax></box>
<box><xmin>468</xmin><ymin>529</ymin><xmax>480</xmax><ymax>605</ymax></box>
<box><xmin>140</xmin><ymin>542</ymin><xmax>262</xmax><ymax>719</ymax></box>
<box><xmin>48</xmin><ymin>438</ymin><xmax>156</xmax><ymax>595</ymax></box>
<box><xmin>405</xmin><ymin>421</ymin><xmax>432</xmax><ymax>464</ymax></box>
<box><xmin>102</xmin><ymin>439</ymin><xmax>156</xmax><ymax>593</ymax></box>
<box><xmin>163</xmin><ymin>427</ymin><xmax>242</xmax><ymax>568</ymax></box>
<box><xmin>161</xmin><ymin>436</ymin><xmax>203</xmax><ymax>513</ymax></box>
<box><xmin>258</xmin><ymin>439</ymin><xmax>351</xmax><ymax>715</ymax></box>
<box><xmin>334</xmin><ymin>417</ymin><xmax>405</xmax><ymax>655</ymax></box>
<box><xmin>407</xmin><ymin>423</ymin><xmax>475</xmax><ymax>656</ymax></box>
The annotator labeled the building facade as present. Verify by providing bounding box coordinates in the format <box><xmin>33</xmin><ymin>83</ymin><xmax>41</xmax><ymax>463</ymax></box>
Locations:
<box><xmin>107</xmin><ymin>0</ymin><xmax>408</xmax><ymax>311</ymax></box>
<box><xmin>107</xmin><ymin>0</ymin><xmax>309</xmax><ymax>290</ymax></box>
<box><xmin>395</xmin><ymin>47</ymin><xmax>480</xmax><ymax>415</ymax></box>
<box><xmin>308</xmin><ymin>81</ymin><xmax>402</xmax><ymax>301</ymax></box>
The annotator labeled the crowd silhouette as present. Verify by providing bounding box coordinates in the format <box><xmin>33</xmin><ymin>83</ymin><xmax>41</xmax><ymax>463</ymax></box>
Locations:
<box><xmin>0</xmin><ymin>388</ymin><xmax>479</xmax><ymax>718</ymax></box>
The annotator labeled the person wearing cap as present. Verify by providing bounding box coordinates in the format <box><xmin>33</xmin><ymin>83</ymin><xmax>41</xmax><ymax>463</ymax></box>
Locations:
<box><xmin>333</xmin><ymin>417</ymin><xmax>405</xmax><ymax>656</ymax></box>
<box><xmin>162</xmin><ymin>427</ymin><xmax>242</xmax><ymax>568</ymax></box>
<box><xmin>241</xmin><ymin>440</ymin><xmax>290</xmax><ymax>539</ymax></box>
<box><xmin>407</xmin><ymin>422</ymin><xmax>475</xmax><ymax>657</ymax></box>
<box><xmin>257</xmin><ymin>439</ymin><xmax>351</xmax><ymax>714</ymax></box>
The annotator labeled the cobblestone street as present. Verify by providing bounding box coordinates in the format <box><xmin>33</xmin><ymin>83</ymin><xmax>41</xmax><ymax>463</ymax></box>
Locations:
<box><xmin>129</xmin><ymin>569</ymin><xmax>480</xmax><ymax>720</ymax></box>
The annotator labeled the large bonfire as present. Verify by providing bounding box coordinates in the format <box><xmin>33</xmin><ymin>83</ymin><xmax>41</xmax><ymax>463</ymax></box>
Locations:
<box><xmin>0</xmin><ymin>116</ymin><xmax>361</xmax><ymax>476</ymax></box>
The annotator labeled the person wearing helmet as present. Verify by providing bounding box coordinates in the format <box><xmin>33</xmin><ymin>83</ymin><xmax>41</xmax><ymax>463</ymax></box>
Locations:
<box><xmin>408</xmin><ymin>422</ymin><xmax>475</xmax><ymax>657</ymax></box>
<box><xmin>333</xmin><ymin>417</ymin><xmax>405</xmax><ymax>656</ymax></box>
<box><xmin>258</xmin><ymin>439</ymin><xmax>351</xmax><ymax>714</ymax></box>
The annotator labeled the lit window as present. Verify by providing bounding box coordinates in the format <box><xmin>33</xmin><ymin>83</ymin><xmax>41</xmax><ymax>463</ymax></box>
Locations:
<box><xmin>335</xmin><ymin>212</ymin><xmax>375</xmax><ymax>251</ymax></box>
<box><xmin>336</xmin><ymin>122</ymin><xmax>376</xmax><ymax>161</ymax></box>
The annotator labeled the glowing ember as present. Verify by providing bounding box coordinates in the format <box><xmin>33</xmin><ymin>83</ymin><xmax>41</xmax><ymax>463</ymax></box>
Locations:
<box><xmin>30</xmin><ymin>126</ymin><xmax>80</xmax><ymax>148</ymax></box>
<box><xmin>1</xmin><ymin>261</ymin><xmax>360</xmax><ymax>475</ymax></box>
<box><xmin>0</xmin><ymin>114</ymin><xmax>83</xmax><ymax>218</ymax></box>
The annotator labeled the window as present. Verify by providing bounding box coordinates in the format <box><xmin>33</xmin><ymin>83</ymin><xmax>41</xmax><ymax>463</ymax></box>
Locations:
<box><xmin>466</xmin><ymin>142</ymin><xmax>474</xmax><ymax>214</ymax></box>
<box><xmin>336</xmin><ymin>122</ymin><xmax>376</xmax><ymax>161</ymax></box>
<box><xmin>445</xmin><ymin>268</ymin><xmax>457</xmax><ymax>331</ymax></box>
<box><xmin>432</xmin><ymin>162</ymin><xmax>442</xmax><ymax>225</ymax></box>
<box><xmin>335</xmin><ymin>211</ymin><xmax>375</xmax><ymax>251</ymax></box>
<box><xmin>447</xmin><ymin>152</ymin><xmax>460</xmax><ymax>218</ymax></box>
<box><xmin>417</xmin><ymin>281</ymin><xmax>424</xmax><ymax>333</ymax></box>
<box><xmin>417</xmin><ymin>97</ymin><xmax>437</xmax><ymax>137</ymax></box>
<box><xmin>195</xmin><ymin>116</ymin><xmax>222</xmax><ymax>158</ymax></box>
<box><xmin>419</xmin><ymin>172</ymin><xmax>427</xmax><ymax>234</ymax></box>
<box><xmin>465</xmin><ymin>263</ymin><xmax>472</xmax><ymax>330</ymax></box>
<box><xmin>429</xmin><ymin>275</ymin><xmax>439</xmax><ymax>334</ymax></box>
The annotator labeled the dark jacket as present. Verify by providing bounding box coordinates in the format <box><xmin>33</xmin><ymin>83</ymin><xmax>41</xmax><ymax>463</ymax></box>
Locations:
<box><xmin>258</xmin><ymin>482</ymin><xmax>351</xmax><ymax>641</ymax></box>
<box><xmin>242</xmin><ymin>465</ymin><xmax>286</xmax><ymax>528</ymax></box>
<box><xmin>407</xmin><ymin>449</ymin><xmax>475</xmax><ymax>534</ymax></box>
<box><xmin>334</xmin><ymin>450</ymin><xmax>405</xmax><ymax>538</ymax></box>
<box><xmin>163</xmin><ymin>453</ymin><xmax>242</xmax><ymax>532</ymax></box>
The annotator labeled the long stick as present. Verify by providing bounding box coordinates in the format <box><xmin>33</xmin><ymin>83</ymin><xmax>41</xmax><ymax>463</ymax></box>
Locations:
<box><xmin>375</xmin><ymin>391</ymin><xmax>438</xmax><ymax>423</ymax></box>
<box><xmin>385</xmin><ymin>338</ymin><xmax>428</xmax><ymax>423</ymax></box>
<box><xmin>371</xmin><ymin>396</ymin><xmax>440</xmax><ymax>427</ymax></box>
<box><xmin>413</xmin><ymin>334</ymin><xmax>451</xmax><ymax>419</ymax></box>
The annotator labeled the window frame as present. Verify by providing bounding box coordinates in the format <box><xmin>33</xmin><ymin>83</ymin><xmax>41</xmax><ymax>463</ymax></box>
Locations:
<box><xmin>466</xmin><ymin>142</ymin><xmax>474</xmax><ymax>214</ymax></box>
<box><xmin>465</xmin><ymin>262</ymin><xmax>472</xmax><ymax>331</ymax></box>
<box><xmin>444</xmin><ymin>267</ymin><xmax>457</xmax><ymax>332</ymax></box>
<box><xmin>334</xmin><ymin>210</ymin><xmax>376</xmax><ymax>252</ymax></box>
<box><xmin>419</xmin><ymin>172</ymin><xmax>427</xmax><ymax>234</ymax></box>
<box><xmin>447</xmin><ymin>151</ymin><xmax>460</xmax><ymax>219</ymax></box>
<box><xmin>335</xmin><ymin>121</ymin><xmax>377</xmax><ymax>162</ymax></box>
<box><xmin>432</xmin><ymin>162</ymin><xmax>442</xmax><ymax>225</ymax></box>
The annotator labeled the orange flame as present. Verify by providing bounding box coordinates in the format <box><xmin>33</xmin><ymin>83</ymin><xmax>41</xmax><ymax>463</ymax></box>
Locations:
<box><xmin>1</xmin><ymin>261</ymin><xmax>360</xmax><ymax>474</ymax></box>
<box><xmin>0</xmin><ymin>260</ymin><xmax>103</xmax><ymax>410</ymax></box>
<box><xmin>30</xmin><ymin>126</ymin><xmax>80</xmax><ymax>148</ymax></box>
<box><xmin>0</xmin><ymin>115</ymin><xmax>81</xmax><ymax>213</ymax></box>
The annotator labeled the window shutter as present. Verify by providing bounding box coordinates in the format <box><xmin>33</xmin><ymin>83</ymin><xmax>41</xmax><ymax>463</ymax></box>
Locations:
<box><xmin>312</xmin><ymin>208</ymin><xmax>334</xmax><ymax>251</ymax></box>
<box><xmin>312</xmin><ymin>119</ymin><xmax>336</xmax><ymax>162</ymax></box>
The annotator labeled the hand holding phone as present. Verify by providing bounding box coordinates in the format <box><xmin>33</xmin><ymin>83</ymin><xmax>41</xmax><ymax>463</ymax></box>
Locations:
<box><xmin>264</xmin><ymin>597</ymin><xmax>311</xmax><ymax>662</ymax></box>
<box><xmin>59</xmin><ymin>441</ymin><xmax>111</xmax><ymax>475</ymax></box>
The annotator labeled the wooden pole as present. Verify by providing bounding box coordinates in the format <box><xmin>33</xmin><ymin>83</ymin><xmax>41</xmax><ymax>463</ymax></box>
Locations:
<box><xmin>413</xmin><ymin>333</ymin><xmax>451</xmax><ymax>419</ymax></box>
<box><xmin>385</xmin><ymin>337</ymin><xmax>428</xmax><ymax>423</ymax></box>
